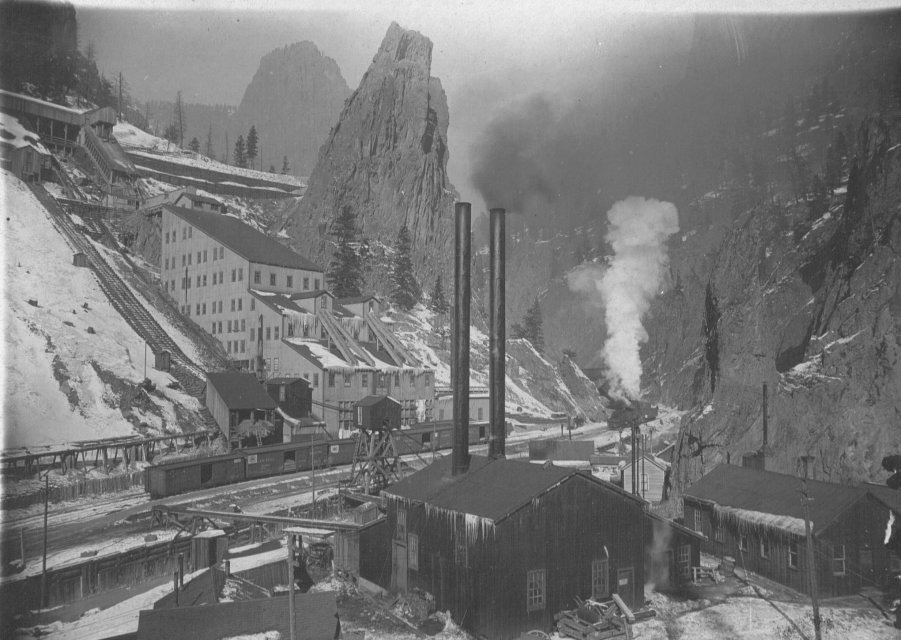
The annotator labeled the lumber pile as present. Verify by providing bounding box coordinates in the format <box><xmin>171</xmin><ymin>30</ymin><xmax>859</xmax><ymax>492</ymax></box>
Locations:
<box><xmin>554</xmin><ymin>595</ymin><xmax>656</xmax><ymax>640</ymax></box>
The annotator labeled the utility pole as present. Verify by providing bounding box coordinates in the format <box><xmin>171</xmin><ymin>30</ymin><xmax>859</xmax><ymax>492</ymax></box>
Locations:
<box><xmin>184</xmin><ymin>266</ymin><xmax>188</xmax><ymax>310</ymax></box>
<box><xmin>118</xmin><ymin>72</ymin><xmax>123</xmax><ymax>120</ymax></box>
<box><xmin>286</xmin><ymin>530</ymin><xmax>297</xmax><ymax>640</ymax></box>
<box><xmin>144</xmin><ymin>341</ymin><xmax>147</xmax><ymax>380</ymax></box>
<box><xmin>41</xmin><ymin>473</ymin><xmax>49</xmax><ymax>608</ymax></box>
<box><xmin>800</xmin><ymin>455</ymin><xmax>822</xmax><ymax>640</ymax></box>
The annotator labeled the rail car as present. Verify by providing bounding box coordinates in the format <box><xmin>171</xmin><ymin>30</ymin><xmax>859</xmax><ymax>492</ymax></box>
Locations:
<box><xmin>145</xmin><ymin>421</ymin><xmax>490</xmax><ymax>499</ymax></box>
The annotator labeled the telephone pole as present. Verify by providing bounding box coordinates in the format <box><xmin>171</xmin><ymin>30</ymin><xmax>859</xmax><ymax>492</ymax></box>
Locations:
<box><xmin>799</xmin><ymin>455</ymin><xmax>822</xmax><ymax>640</ymax></box>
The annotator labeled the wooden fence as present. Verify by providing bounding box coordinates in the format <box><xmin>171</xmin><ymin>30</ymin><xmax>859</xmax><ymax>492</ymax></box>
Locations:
<box><xmin>2</xmin><ymin>470</ymin><xmax>146</xmax><ymax>511</ymax></box>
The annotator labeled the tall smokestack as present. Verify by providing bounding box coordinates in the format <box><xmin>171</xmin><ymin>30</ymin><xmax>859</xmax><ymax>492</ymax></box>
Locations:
<box><xmin>488</xmin><ymin>208</ymin><xmax>506</xmax><ymax>459</ymax></box>
<box><xmin>452</xmin><ymin>202</ymin><xmax>472</xmax><ymax>476</ymax></box>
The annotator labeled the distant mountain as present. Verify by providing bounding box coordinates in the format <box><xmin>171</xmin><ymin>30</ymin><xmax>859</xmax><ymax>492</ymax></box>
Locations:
<box><xmin>283</xmin><ymin>22</ymin><xmax>458</xmax><ymax>293</ymax></box>
<box><xmin>229</xmin><ymin>41</ymin><xmax>350</xmax><ymax>176</ymax></box>
<box><xmin>143</xmin><ymin>41</ymin><xmax>349</xmax><ymax>177</ymax></box>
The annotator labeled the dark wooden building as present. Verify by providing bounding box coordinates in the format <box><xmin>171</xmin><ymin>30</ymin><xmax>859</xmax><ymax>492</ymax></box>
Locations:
<box><xmin>684</xmin><ymin>464</ymin><xmax>901</xmax><ymax>597</ymax></box>
<box><xmin>382</xmin><ymin>454</ymin><xmax>652</xmax><ymax>639</ymax></box>
<box><xmin>266</xmin><ymin>376</ymin><xmax>312</xmax><ymax>420</ymax></box>
<box><xmin>354</xmin><ymin>395</ymin><xmax>402</xmax><ymax>430</ymax></box>
<box><xmin>205</xmin><ymin>372</ymin><xmax>278</xmax><ymax>444</ymax></box>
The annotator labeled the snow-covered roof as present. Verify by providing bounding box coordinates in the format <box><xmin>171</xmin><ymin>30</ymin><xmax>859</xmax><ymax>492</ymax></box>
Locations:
<box><xmin>0</xmin><ymin>112</ymin><xmax>49</xmax><ymax>154</ymax></box>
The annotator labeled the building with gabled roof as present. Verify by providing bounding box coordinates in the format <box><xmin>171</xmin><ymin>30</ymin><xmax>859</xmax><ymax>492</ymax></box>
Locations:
<box><xmin>683</xmin><ymin>463</ymin><xmax>901</xmax><ymax>597</ymax></box>
<box><xmin>622</xmin><ymin>454</ymin><xmax>670</xmax><ymax>503</ymax></box>
<box><xmin>381</xmin><ymin>454</ymin><xmax>672</xmax><ymax>639</ymax></box>
<box><xmin>205</xmin><ymin>371</ymin><xmax>278</xmax><ymax>443</ymax></box>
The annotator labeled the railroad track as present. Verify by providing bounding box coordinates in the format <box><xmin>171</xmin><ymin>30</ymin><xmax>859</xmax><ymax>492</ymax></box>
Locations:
<box><xmin>28</xmin><ymin>183</ymin><xmax>208</xmax><ymax>398</ymax></box>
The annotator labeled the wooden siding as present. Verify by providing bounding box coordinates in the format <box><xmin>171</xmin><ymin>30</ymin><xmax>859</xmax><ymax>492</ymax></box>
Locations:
<box><xmin>622</xmin><ymin>458</ymin><xmax>668</xmax><ymax>503</ymax></box>
<box><xmin>389</xmin><ymin>475</ymin><xmax>648</xmax><ymax>640</ymax></box>
<box><xmin>685</xmin><ymin>494</ymin><xmax>898</xmax><ymax>597</ymax></box>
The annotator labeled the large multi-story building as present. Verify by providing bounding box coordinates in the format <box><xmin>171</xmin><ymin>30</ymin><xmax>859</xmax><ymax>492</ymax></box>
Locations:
<box><xmin>160</xmin><ymin>204</ymin><xmax>434</xmax><ymax>436</ymax></box>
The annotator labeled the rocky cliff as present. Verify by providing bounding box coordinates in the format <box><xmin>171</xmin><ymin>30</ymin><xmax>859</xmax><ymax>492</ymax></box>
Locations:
<box><xmin>230</xmin><ymin>42</ymin><xmax>350</xmax><ymax>176</ymax></box>
<box><xmin>283</xmin><ymin>22</ymin><xmax>457</xmax><ymax>293</ymax></box>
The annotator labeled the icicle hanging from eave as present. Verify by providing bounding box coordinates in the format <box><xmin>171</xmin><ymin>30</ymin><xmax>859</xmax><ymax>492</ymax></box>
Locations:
<box><xmin>338</xmin><ymin>315</ymin><xmax>366</xmax><ymax>339</ymax></box>
<box><xmin>391</xmin><ymin>496</ymin><xmax>497</xmax><ymax>544</ymax></box>
<box><xmin>713</xmin><ymin>504</ymin><xmax>807</xmax><ymax>538</ymax></box>
<box><xmin>283</xmin><ymin>309</ymin><xmax>316</xmax><ymax>338</ymax></box>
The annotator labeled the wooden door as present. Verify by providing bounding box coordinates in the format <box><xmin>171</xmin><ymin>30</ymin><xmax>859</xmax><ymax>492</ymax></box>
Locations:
<box><xmin>616</xmin><ymin>567</ymin><xmax>635</xmax><ymax>608</ymax></box>
<box><xmin>392</xmin><ymin>541</ymin><xmax>408</xmax><ymax>592</ymax></box>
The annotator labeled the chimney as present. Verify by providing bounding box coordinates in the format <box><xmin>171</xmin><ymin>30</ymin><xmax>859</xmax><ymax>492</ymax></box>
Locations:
<box><xmin>452</xmin><ymin>202</ymin><xmax>472</xmax><ymax>475</ymax></box>
<box><xmin>488</xmin><ymin>208</ymin><xmax>506</xmax><ymax>459</ymax></box>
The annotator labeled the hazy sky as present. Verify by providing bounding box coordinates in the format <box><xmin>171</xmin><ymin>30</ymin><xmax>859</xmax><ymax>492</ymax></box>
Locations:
<box><xmin>74</xmin><ymin>0</ymin><xmax>889</xmax><ymax>209</ymax></box>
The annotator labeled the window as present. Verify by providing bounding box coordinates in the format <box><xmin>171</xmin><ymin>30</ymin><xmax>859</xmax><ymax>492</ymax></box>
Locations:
<box><xmin>408</xmin><ymin>534</ymin><xmax>419</xmax><ymax>571</ymax></box>
<box><xmin>591</xmin><ymin>559</ymin><xmax>609</xmax><ymax>599</ymax></box>
<box><xmin>313</xmin><ymin>373</ymin><xmax>319</xmax><ymax>387</ymax></box>
<box><xmin>250</xmin><ymin>328</ymin><xmax>255</xmax><ymax>341</ymax></box>
<box><xmin>232</xmin><ymin>269</ymin><xmax>236</xmax><ymax>282</ymax></box>
<box><xmin>188</xmin><ymin>227</ymin><xmax>192</xmax><ymax>238</ymax></box>
<box><xmin>287</xmin><ymin>275</ymin><xmax>293</xmax><ymax>288</ymax></box>
<box><xmin>477</xmin><ymin>407</ymin><xmax>484</xmax><ymax>420</ymax></box>
<box><xmin>164</xmin><ymin>257</ymin><xmax>169</xmax><ymax>270</ymax></box>
<box><xmin>238</xmin><ymin>268</ymin><xmax>243</xmax><ymax>281</ymax></box>
<box><xmin>738</xmin><ymin>534</ymin><xmax>748</xmax><ymax>552</ymax></box>
<box><xmin>188</xmin><ymin>253</ymin><xmax>192</xmax><ymax>265</ymax></box>
<box><xmin>164</xmin><ymin>281</ymin><xmax>169</xmax><ymax>292</ymax></box>
<box><xmin>196</xmin><ymin>303</ymin><xmax>200</xmax><ymax>315</ymax></box>
<box><xmin>231</xmin><ymin>299</ymin><xmax>236</xmax><ymax>312</ymax></box>
<box><xmin>182</xmin><ymin>228</ymin><xmax>187</xmax><ymax>240</ymax></box>
<box><xmin>266</xmin><ymin>327</ymin><xmax>271</xmax><ymax>340</ymax></box>
<box><xmin>219</xmin><ymin>271</ymin><xmax>223</xmax><ymax>285</ymax></box>
<box><xmin>186</xmin><ymin>305</ymin><xmax>191</xmax><ymax>316</ymax></box>
<box><xmin>833</xmin><ymin>544</ymin><xmax>846</xmax><ymax>576</ymax></box>
<box><xmin>218</xmin><ymin>321</ymin><xmax>222</xmax><ymax>333</ymax></box>
<box><xmin>213</xmin><ymin>272</ymin><xmax>217</xmax><ymax>285</ymax></box>
<box><xmin>203</xmin><ymin>249</ymin><xmax>207</xmax><ymax>262</ymax></box>
<box><xmin>237</xmin><ymin>298</ymin><xmax>243</xmax><ymax>311</ymax></box>
<box><xmin>202</xmin><ymin>274</ymin><xmax>207</xmax><ymax>286</ymax></box>
<box><xmin>251</xmin><ymin>298</ymin><xmax>255</xmax><ymax>311</ymax></box>
<box><xmin>328</xmin><ymin>372</ymin><xmax>336</xmax><ymax>387</ymax></box>
<box><xmin>454</xmin><ymin>518</ymin><xmax>468</xmax><ymax>567</ymax></box>
<box><xmin>182</xmin><ymin>254</ymin><xmax>186</xmax><ymax>267</ymax></box>
<box><xmin>303</xmin><ymin>277</ymin><xmax>310</xmax><ymax>290</ymax></box>
<box><xmin>287</xmin><ymin>324</ymin><xmax>294</xmax><ymax>337</ymax></box>
<box><xmin>714</xmin><ymin>524</ymin><xmax>723</xmax><ymax>542</ymax></box>
<box><xmin>760</xmin><ymin>537</ymin><xmax>771</xmax><ymax>559</ymax></box>
<box><xmin>211</xmin><ymin>323</ymin><xmax>216</xmax><ymax>334</ymax></box>
<box><xmin>196</xmin><ymin>275</ymin><xmax>201</xmax><ymax>287</ymax></box>
<box><xmin>241</xmin><ymin>319</ymin><xmax>246</xmax><ymax>331</ymax></box>
<box><xmin>273</xmin><ymin>357</ymin><xmax>279</xmax><ymax>371</ymax></box>
<box><xmin>641</xmin><ymin>473</ymin><xmax>650</xmax><ymax>495</ymax></box>
<box><xmin>361</xmin><ymin>372</ymin><xmax>369</xmax><ymax>387</ymax></box>
<box><xmin>227</xmin><ymin>341</ymin><xmax>232</xmax><ymax>354</ymax></box>
<box><xmin>344</xmin><ymin>373</ymin><xmax>352</xmax><ymax>387</ymax></box>
<box><xmin>678</xmin><ymin>545</ymin><xmax>691</xmax><ymax>580</ymax></box>
<box><xmin>227</xmin><ymin>320</ymin><xmax>233</xmax><ymax>333</ymax></box>
<box><xmin>270</xmin><ymin>273</ymin><xmax>276</xmax><ymax>286</ymax></box>
<box><xmin>165</xmin><ymin>231</ymin><xmax>169</xmax><ymax>244</ymax></box>
<box><xmin>218</xmin><ymin>301</ymin><xmax>223</xmax><ymax>313</ymax></box>
<box><xmin>395</xmin><ymin>508</ymin><xmax>407</xmax><ymax>540</ymax></box>
<box><xmin>196</xmin><ymin>251</ymin><xmax>201</xmax><ymax>263</ymax></box>
<box><xmin>314</xmin><ymin>278</ymin><xmax>320</xmax><ymax>289</ymax></box>
<box><xmin>254</xmin><ymin>270</ymin><xmax>261</xmax><ymax>284</ymax></box>
<box><xmin>526</xmin><ymin>569</ymin><xmax>546</xmax><ymax>612</ymax></box>
<box><xmin>274</xmin><ymin>327</ymin><xmax>279</xmax><ymax>340</ymax></box>
<box><xmin>202</xmin><ymin>303</ymin><xmax>206</xmax><ymax>314</ymax></box>
<box><xmin>788</xmin><ymin>540</ymin><xmax>799</xmax><ymax>569</ymax></box>
<box><xmin>694</xmin><ymin>509</ymin><xmax>702</xmax><ymax>533</ymax></box>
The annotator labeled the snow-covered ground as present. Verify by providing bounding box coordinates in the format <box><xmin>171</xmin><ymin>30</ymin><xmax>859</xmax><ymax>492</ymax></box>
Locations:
<box><xmin>3</xmin><ymin>170</ymin><xmax>200</xmax><ymax>448</ymax></box>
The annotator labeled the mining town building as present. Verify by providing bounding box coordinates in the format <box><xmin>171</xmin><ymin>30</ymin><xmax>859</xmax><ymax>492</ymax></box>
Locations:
<box><xmin>205</xmin><ymin>371</ymin><xmax>278</xmax><ymax>444</ymax></box>
<box><xmin>684</xmin><ymin>463</ymin><xmax>901</xmax><ymax>597</ymax></box>
<box><xmin>382</xmin><ymin>454</ymin><xmax>656</xmax><ymax>640</ymax></box>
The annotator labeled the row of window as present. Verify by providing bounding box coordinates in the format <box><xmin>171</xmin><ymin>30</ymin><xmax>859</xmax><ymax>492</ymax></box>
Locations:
<box><xmin>211</xmin><ymin>319</ymin><xmax>247</xmax><ymax>334</ymax></box>
<box><xmin>249</xmin><ymin>326</ymin><xmax>280</xmax><ymax>342</ymax></box>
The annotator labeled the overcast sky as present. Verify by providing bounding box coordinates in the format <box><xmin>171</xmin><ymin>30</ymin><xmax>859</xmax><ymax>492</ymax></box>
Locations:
<box><xmin>75</xmin><ymin>0</ymin><xmax>892</xmax><ymax>209</ymax></box>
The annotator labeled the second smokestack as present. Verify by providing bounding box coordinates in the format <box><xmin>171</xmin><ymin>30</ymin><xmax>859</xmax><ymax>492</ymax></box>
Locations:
<box><xmin>488</xmin><ymin>208</ymin><xmax>506</xmax><ymax>459</ymax></box>
<box><xmin>452</xmin><ymin>202</ymin><xmax>471</xmax><ymax>476</ymax></box>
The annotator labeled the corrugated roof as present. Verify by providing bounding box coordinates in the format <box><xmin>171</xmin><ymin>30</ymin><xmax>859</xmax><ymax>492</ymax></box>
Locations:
<box><xmin>207</xmin><ymin>372</ymin><xmax>277</xmax><ymax>410</ymax></box>
<box><xmin>684</xmin><ymin>464</ymin><xmax>866</xmax><ymax>535</ymax></box>
<box><xmin>166</xmin><ymin>205</ymin><xmax>322</xmax><ymax>272</ymax></box>
<box><xmin>384</xmin><ymin>454</ymin><xmax>642</xmax><ymax>522</ymax></box>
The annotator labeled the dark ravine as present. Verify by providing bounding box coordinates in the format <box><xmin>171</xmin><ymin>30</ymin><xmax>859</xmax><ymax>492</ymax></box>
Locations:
<box><xmin>283</xmin><ymin>22</ymin><xmax>458</xmax><ymax>294</ymax></box>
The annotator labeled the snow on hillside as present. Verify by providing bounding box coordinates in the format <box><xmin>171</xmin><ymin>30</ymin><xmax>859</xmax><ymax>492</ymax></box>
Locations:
<box><xmin>113</xmin><ymin>121</ymin><xmax>306</xmax><ymax>188</ymax></box>
<box><xmin>3</xmin><ymin>170</ymin><xmax>201</xmax><ymax>448</ymax></box>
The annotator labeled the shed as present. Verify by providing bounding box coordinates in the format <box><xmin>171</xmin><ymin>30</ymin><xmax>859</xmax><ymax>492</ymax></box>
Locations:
<box><xmin>334</xmin><ymin>516</ymin><xmax>390</xmax><ymax>584</ymax></box>
<box><xmin>136</xmin><ymin>590</ymin><xmax>339</xmax><ymax>640</ymax></box>
<box><xmin>205</xmin><ymin>371</ymin><xmax>278</xmax><ymax>443</ymax></box>
<box><xmin>644</xmin><ymin>512</ymin><xmax>704</xmax><ymax>590</ymax></box>
<box><xmin>622</xmin><ymin>454</ymin><xmax>670</xmax><ymax>503</ymax></box>
<box><xmin>154</xmin><ymin>349</ymin><xmax>171</xmax><ymax>372</ymax></box>
<box><xmin>72</xmin><ymin>252</ymin><xmax>89</xmax><ymax>268</ymax></box>
<box><xmin>684</xmin><ymin>464</ymin><xmax>901</xmax><ymax>597</ymax></box>
<box><xmin>266</xmin><ymin>376</ymin><xmax>312</xmax><ymax>420</ymax></box>
<box><xmin>354</xmin><ymin>395</ymin><xmax>402</xmax><ymax>431</ymax></box>
<box><xmin>382</xmin><ymin>455</ymin><xmax>650</xmax><ymax>639</ymax></box>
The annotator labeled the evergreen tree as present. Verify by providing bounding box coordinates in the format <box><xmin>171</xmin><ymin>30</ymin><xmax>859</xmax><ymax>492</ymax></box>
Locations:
<box><xmin>246</xmin><ymin>125</ymin><xmax>258</xmax><ymax>170</ymax></box>
<box><xmin>518</xmin><ymin>297</ymin><xmax>545</xmax><ymax>353</ymax></box>
<box><xmin>204</xmin><ymin>123</ymin><xmax>214</xmax><ymax>159</ymax></box>
<box><xmin>429</xmin><ymin>274</ymin><xmax>449</xmax><ymax>315</ymax></box>
<box><xmin>234</xmin><ymin>135</ymin><xmax>247</xmax><ymax>168</ymax></box>
<box><xmin>326</xmin><ymin>206</ymin><xmax>365</xmax><ymax>298</ymax></box>
<box><xmin>174</xmin><ymin>90</ymin><xmax>185</xmax><ymax>147</ymax></box>
<box><xmin>281</xmin><ymin>155</ymin><xmax>290</xmax><ymax>174</ymax></box>
<box><xmin>188</xmin><ymin>137</ymin><xmax>200</xmax><ymax>153</ymax></box>
<box><xmin>390</xmin><ymin>224</ymin><xmax>421</xmax><ymax>310</ymax></box>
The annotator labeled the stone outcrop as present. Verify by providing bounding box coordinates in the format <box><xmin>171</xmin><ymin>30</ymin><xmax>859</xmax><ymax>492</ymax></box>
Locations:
<box><xmin>283</xmin><ymin>22</ymin><xmax>457</xmax><ymax>293</ymax></box>
<box><xmin>230</xmin><ymin>41</ymin><xmax>350</xmax><ymax>176</ymax></box>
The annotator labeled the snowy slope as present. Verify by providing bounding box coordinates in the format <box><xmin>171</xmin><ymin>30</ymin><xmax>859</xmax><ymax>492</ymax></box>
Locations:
<box><xmin>3</xmin><ymin>170</ymin><xmax>201</xmax><ymax>448</ymax></box>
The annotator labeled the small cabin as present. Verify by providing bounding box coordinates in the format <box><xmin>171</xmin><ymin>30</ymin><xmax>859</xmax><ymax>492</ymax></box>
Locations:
<box><xmin>622</xmin><ymin>454</ymin><xmax>670</xmax><ymax>503</ymax></box>
<box><xmin>205</xmin><ymin>371</ymin><xmax>278</xmax><ymax>444</ymax></box>
<box><xmin>266</xmin><ymin>376</ymin><xmax>312</xmax><ymax>420</ymax></box>
<box><xmin>354</xmin><ymin>395</ymin><xmax>402</xmax><ymax>431</ymax></box>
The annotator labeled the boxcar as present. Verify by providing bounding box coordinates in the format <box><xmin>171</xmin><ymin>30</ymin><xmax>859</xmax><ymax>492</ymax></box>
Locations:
<box><xmin>147</xmin><ymin>451</ymin><xmax>246</xmax><ymax>498</ymax></box>
<box><xmin>327</xmin><ymin>438</ymin><xmax>356</xmax><ymax>467</ymax></box>
<box><xmin>244</xmin><ymin>445</ymin><xmax>289</xmax><ymax>479</ymax></box>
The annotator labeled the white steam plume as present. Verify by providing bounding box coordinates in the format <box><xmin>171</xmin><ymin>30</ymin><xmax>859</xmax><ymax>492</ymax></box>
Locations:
<box><xmin>568</xmin><ymin>196</ymin><xmax>678</xmax><ymax>401</ymax></box>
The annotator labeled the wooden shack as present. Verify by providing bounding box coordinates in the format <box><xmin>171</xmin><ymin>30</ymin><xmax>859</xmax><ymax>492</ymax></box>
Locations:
<box><xmin>622</xmin><ymin>454</ymin><xmax>670</xmax><ymax>503</ymax></box>
<box><xmin>266</xmin><ymin>376</ymin><xmax>312</xmax><ymax>420</ymax></box>
<box><xmin>205</xmin><ymin>371</ymin><xmax>278</xmax><ymax>443</ymax></box>
<box><xmin>684</xmin><ymin>464</ymin><xmax>901</xmax><ymax>597</ymax></box>
<box><xmin>382</xmin><ymin>455</ymin><xmax>650</xmax><ymax>640</ymax></box>
<box><xmin>354</xmin><ymin>395</ymin><xmax>402</xmax><ymax>430</ymax></box>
